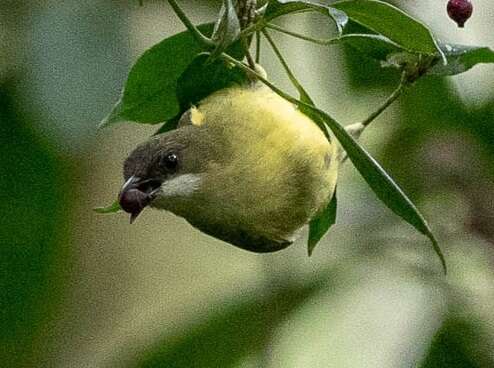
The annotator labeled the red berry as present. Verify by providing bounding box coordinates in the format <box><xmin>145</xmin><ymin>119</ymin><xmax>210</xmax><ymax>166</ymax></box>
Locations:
<box><xmin>447</xmin><ymin>0</ymin><xmax>473</xmax><ymax>28</ymax></box>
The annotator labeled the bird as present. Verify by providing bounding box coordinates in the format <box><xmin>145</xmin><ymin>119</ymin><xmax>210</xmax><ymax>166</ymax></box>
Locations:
<box><xmin>118</xmin><ymin>82</ymin><xmax>339</xmax><ymax>253</ymax></box>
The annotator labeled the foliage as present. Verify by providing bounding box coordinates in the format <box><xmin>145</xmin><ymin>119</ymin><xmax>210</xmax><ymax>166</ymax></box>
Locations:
<box><xmin>99</xmin><ymin>0</ymin><xmax>494</xmax><ymax>268</ymax></box>
<box><xmin>0</xmin><ymin>83</ymin><xmax>72</xmax><ymax>367</ymax></box>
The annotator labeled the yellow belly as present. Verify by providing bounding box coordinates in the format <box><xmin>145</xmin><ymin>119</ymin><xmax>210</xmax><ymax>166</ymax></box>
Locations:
<box><xmin>196</xmin><ymin>85</ymin><xmax>339</xmax><ymax>243</ymax></box>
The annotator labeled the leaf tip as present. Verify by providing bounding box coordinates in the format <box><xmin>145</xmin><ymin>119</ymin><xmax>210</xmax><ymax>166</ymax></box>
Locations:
<box><xmin>93</xmin><ymin>201</ymin><xmax>122</xmax><ymax>214</ymax></box>
<box><xmin>98</xmin><ymin>99</ymin><xmax>125</xmax><ymax>130</ymax></box>
<box><xmin>307</xmin><ymin>242</ymin><xmax>316</xmax><ymax>257</ymax></box>
<box><xmin>436</xmin><ymin>244</ymin><xmax>448</xmax><ymax>275</ymax></box>
<box><xmin>427</xmin><ymin>232</ymin><xmax>447</xmax><ymax>275</ymax></box>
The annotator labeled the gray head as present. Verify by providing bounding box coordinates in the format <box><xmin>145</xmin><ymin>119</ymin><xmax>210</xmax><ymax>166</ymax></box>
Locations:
<box><xmin>119</xmin><ymin>124</ymin><xmax>220</xmax><ymax>222</ymax></box>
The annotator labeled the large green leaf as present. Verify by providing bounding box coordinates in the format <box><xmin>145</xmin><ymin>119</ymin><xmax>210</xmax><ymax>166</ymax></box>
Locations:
<box><xmin>100</xmin><ymin>24</ymin><xmax>214</xmax><ymax>127</ymax></box>
<box><xmin>263</xmin><ymin>0</ymin><xmax>348</xmax><ymax>33</ymax></box>
<box><xmin>176</xmin><ymin>53</ymin><xmax>250</xmax><ymax>111</ymax></box>
<box><xmin>428</xmin><ymin>43</ymin><xmax>494</xmax><ymax>76</ymax></box>
<box><xmin>210</xmin><ymin>0</ymin><xmax>241</xmax><ymax>60</ymax></box>
<box><xmin>0</xmin><ymin>84</ymin><xmax>72</xmax><ymax>366</ymax></box>
<box><xmin>308</xmin><ymin>191</ymin><xmax>337</xmax><ymax>256</ymax></box>
<box><xmin>154</xmin><ymin>50</ymin><xmax>250</xmax><ymax>135</ymax></box>
<box><xmin>299</xmin><ymin>103</ymin><xmax>447</xmax><ymax>273</ymax></box>
<box><xmin>331</xmin><ymin>0</ymin><xmax>442</xmax><ymax>57</ymax></box>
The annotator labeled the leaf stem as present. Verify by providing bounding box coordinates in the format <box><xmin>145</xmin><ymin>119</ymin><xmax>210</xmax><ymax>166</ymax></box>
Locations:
<box><xmin>255</xmin><ymin>31</ymin><xmax>261</xmax><ymax>63</ymax></box>
<box><xmin>266</xmin><ymin>23</ymin><xmax>337</xmax><ymax>46</ymax></box>
<box><xmin>262</xmin><ymin>30</ymin><xmax>302</xmax><ymax>92</ymax></box>
<box><xmin>167</xmin><ymin>0</ymin><xmax>214</xmax><ymax>49</ymax></box>
<box><xmin>222</xmin><ymin>54</ymin><xmax>290</xmax><ymax>105</ymax></box>
<box><xmin>262</xmin><ymin>30</ymin><xmax>330</xmax><ymax>138</ymax></box>
<box><xmin>239</xmin><ymin>8</ymin><xmax>318</xmax><ymax>39</ymax></box>
<box><xmin>242</xmin><ymin>38</ymin><xmax>257</xmax><ymax>68</ymax></box>
<box><xmin>361</xmin><ymin>72</ymin><xmax>408</xmax><ymax>128</ymax></box>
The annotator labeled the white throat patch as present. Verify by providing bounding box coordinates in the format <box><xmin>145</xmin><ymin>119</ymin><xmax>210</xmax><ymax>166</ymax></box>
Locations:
<box><xmin>160</xmin><ymin>174</ymin><xmax>202</xmax><ymax>197</ymax></box>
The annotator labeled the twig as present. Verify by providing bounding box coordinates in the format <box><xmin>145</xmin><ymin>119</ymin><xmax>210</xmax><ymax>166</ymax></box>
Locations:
<box><xmin>262</xmin><ymin>30</ymin><xmax>302</xmax><ymax>91</ymax></box>
<box><xmin>255</xmin><ymin>31</ymin><xmax>261</xmax><ymax>63</ymax></box>
<box><xmin>361</xmin><ymin>72</ymin><xmax>408</xmax><ymax>128</ymax></box>
<box><xmin>266</xmin><ymin>23</ymin><xmax>337</xmax><ymax>46</ymax></box>
<box><xmin>242</xmin><ymin>38</ymin><xmax>257</xmax><ymax>68</ymax></box>
<box><xmin>167</xmin><ymin>0</ymin><xmax>213</xmax><ymax>49</ymax></box>
<box><xmin>236</xmin><ymin>0</ymin><xmax>258</xmax><ymax>69</ymax></box>
<box><xmin>263</xmin><ymin>29</ymin><xmax>331</xmax><ymax>151</ymax></box>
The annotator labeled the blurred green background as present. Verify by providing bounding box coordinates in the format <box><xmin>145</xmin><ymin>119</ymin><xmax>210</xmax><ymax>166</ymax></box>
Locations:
<box><xmin>1</xmin><ymin>1</ymin><xmax>493</xmax><ymax>367</ymax></box>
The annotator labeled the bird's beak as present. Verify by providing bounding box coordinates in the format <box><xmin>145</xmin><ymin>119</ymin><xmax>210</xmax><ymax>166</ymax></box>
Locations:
<box><xmin>118</xmin><ymin>175</ymin><xmax>161</xmax><ymax>223</ymax></box>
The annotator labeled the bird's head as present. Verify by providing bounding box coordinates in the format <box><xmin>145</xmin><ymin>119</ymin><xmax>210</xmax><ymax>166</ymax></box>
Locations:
<box><xmin>119</xmin><ymin>122</ymin><xmax>221</xmax><ymax>222</ymax></box>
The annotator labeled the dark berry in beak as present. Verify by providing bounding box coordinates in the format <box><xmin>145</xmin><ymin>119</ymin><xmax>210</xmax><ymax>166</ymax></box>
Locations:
<box><xmin>119</xmin><ymin>188</ymin><xmax>150</xmax><ymax>222</ymax></box>
<box><xmin>118</xmin><ymin>176</ymin><xmax>160</xmax><ymax>223</ymax></box>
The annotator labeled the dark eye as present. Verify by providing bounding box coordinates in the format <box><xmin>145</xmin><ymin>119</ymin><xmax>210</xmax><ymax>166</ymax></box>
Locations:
<box><xmin>160</xmin><ymin>152</ymin><xmax>179</xmax><ymax>172</ymax></box>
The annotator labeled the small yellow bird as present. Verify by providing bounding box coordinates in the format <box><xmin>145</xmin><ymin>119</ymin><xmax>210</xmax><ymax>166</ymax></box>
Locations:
<box><xmin>119</xmin><ymin>82</ymin><xmax>339</xmax><ymax>252</ymax></box>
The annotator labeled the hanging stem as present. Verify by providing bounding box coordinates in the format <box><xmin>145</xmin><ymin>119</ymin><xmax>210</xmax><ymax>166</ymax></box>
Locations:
<box><xmin>361</xmin><ymin>72</ymin><xmax>408</xmax><ymax>128</ymax></box>
<box><xmin>255</xmin><ymin>31</ymin><xmax>261</xmax><ymax>63</ymax></box>
<box><xmin>262</xmin><ymin>30</ymin><xmax>304</xmax><ymax>93</ymax></box>
<box><xmin>344</xmin><ymin>71</ymin><xmax>409</xmax><ymax>142</ymax></box>
<box><xmin>167</xmin><ymin>0</ymin><xmax>213</xmax><ymax>49</ymax></box>
<box><xmin>266</xmin><ymin>23</ymin><xmax>337</xmax><ymax>46</ymax></box>
<box><xmin>239</xmin><ymin>8</ymin><xmax>316</xmax><ymax>39</ymax></box>
<box><xmin>262</xmin><ymin>29</ymin><xmax>330</xmax><ymax>138</ymax></box>
<box><xmin>235</xmin><ymin>0</ymin><xmax>257</xmax><ymax>68</ymax></box>
<box><xmin>242</xmin><ymin>39</ymin><xmax>257</xmax><ymax>68</ymax></box>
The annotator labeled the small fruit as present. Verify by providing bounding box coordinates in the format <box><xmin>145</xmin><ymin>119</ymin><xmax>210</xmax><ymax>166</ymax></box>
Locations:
<box><xmin>447</xmin><ymin>0</ymin><xmax>473</xmax><ymax>28</ymax></box>
<box><xmin>119</xmin><ymin>188</ymin><xmax>150</xmax><ymax>222</ymax></box>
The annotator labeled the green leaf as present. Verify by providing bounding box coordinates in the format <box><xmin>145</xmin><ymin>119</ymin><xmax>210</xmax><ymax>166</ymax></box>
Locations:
<box><xmin>428</xmin><ymin>43</ymin><xmax>494</xmax><ymax>76</ymax></box>
<box><xmin>176</xmin><ymin>53</ymin><xmax>250</xmax><ymax>111</ymax></box>
<box><xmin>210</xmin><ymin>0</ymin><xmax>241</xmax><ymax>60</ymax></box>
<box><xmin>154</xmin><ymin>114</ymin><xmax>182</xmax><ymax>135</ymax></box>
<box><xmin>100</xmin><ymin>23</ymin><xmax>214</xmax><ymax>128</ymax></box>
<box><xmin>331</xmin><ymin>0</ymin><xmax>443</xmax><ymax>58</ymax></box>
<box><xmin>336</xmin><ymin>33</ymin><xmax>403</xmax><ymax>62</ymax></box>
<box><xmin>299</xmin><ymin>103</ymin><xmax>447</xmax><ymax>273</ymax></box>
<box><xmin>263</xmin><ymin>0</ymin><xmax>348</xmax><ymax>33</ymax></box>
<box><xmin>155</xmin><ymin>50</ymin><xmax>249</xmax><ymax>136</ymax></box>
<box><xmin>101</xmin><ymin>22</ymin><xmax>246</xmax><ymax>130</ymax></box>
<box><xmin>93</xmin><ymin>201</ymin><xmax>121</xmax><ymax>214</ymax></box>
<box><xmin>99</xmin><ymin>99</ymin><xmax>124</xmax><ymax>128</ymax></box>
<box><xmin>308</xmin><ymin>191</ymin><xmax>337</xmax><ymax>256</ymax></box>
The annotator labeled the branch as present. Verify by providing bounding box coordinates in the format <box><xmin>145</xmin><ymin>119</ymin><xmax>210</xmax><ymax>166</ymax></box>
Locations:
<box><xmin>255</xmin><ymin>31</ymin><xmax>261</xmax><ymax>63</ymax></box>
<box><xmin>236</xmin><ymin>0</ymin><xmax>257</xmax><ymax>68</ymax></box>
<box><xmin>345</xmin><ymin>72</ymin><xmax>408</xmax><ymax>141</ymax></box>
<box><xmin>262</xmin><ymin>30</ymin><xmax>302</xmax><ymax>92</ymax></box>
<box><xmin>167</xmin><ymin>0</ymin><xmax>213</xmax><ymax>49</ymax></box>
<box><xmin>266</xmin><ymin>23</ymin><xmax>337</xmax><ymax>46</ymax></box>
<box><xmin>361</xmin><ymin>72</ymin><xmax>408</xmax><ymax>128</ymax></box>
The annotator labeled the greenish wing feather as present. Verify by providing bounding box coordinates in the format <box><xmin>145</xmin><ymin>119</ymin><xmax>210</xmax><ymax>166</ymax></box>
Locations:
<box><xmin>187</xmin><ymin>219</ymin><xmax>293</xmax><ymax>253</ymax></box>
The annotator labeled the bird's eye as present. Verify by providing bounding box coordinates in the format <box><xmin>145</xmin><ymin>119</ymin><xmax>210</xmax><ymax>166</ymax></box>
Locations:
<box><xmin>160</xmin><ymin>152</ymin><xmax>179</xmax><ymax>172</ymax></box>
